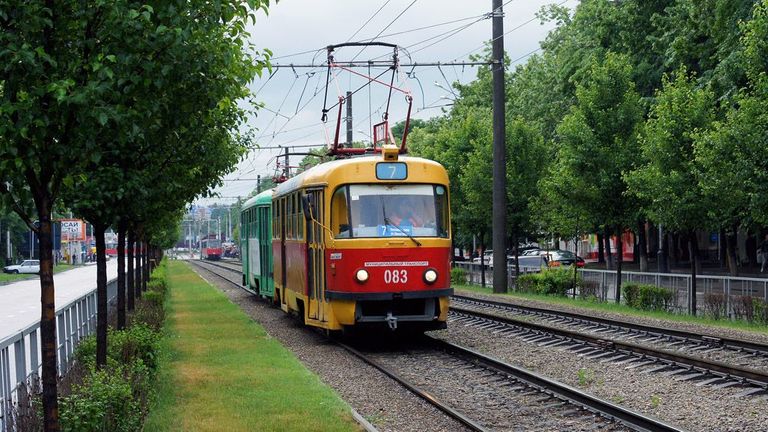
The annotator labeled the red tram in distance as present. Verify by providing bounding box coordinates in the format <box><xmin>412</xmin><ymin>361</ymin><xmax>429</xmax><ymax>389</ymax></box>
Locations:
<box><xmin>201</xmin><ymin>238</ymin><xmax>223</xmax><ymax>260</ymax></box>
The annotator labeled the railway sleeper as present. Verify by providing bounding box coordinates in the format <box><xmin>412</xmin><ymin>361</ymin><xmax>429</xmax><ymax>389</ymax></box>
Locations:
<box><xmin>732</xmin><ymin>387</ymin><xmax>768</xmax><ymax>398</ymax></box>
<box><xmin>625</xmin><ymin>360</ymin><xmax>657</xmax><ymax>370</ymax></box>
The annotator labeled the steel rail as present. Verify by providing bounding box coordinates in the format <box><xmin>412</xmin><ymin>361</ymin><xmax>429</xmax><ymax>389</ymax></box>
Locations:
<box><xmin>336</xmin><ymin>341</ymin><xmax>490</xmax><ymax>432</ymax></box>
<box><xmin>450</xmin><ymin>306</ymin><xmax>768</xmax><ymax>389</ymax></box>
<box><xmin>427</xmin><ymin>337</ymin><xmax>684</xmax><ymax>432</ymax></box>
<box><xmin>452</xmin><ymin>294</ymin><xmax>768</xmax><ymax>355</ymax></box>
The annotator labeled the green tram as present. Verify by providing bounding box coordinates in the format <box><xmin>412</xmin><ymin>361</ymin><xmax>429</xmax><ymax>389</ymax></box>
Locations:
<box><xmin>240</xmin><ymin>189</ymin><xmax>274</xmax><ymax>299</ymax></box>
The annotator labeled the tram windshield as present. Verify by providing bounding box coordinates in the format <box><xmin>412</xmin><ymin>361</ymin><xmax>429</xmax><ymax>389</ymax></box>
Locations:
<box><xmin>331</xmin><ymin>184</ymin><xmax>449</xmax><ymax>238</ymax></box>
<box><xmin>203</xmin><ymin>239</ymin><xmax>221</xmax><ymax>248</ymax></box>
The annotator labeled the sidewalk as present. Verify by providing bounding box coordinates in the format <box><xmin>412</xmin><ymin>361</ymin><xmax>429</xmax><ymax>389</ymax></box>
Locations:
<box><xmin>144</xmin><ymin>261</ymin><xmax>360</xmax><ymax>432</ymax></box>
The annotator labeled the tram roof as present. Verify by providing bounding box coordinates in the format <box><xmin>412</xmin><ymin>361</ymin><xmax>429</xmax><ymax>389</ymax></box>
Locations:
<box><xmin>274</xmin><ymin>155</ymin><xmax>447</xmax><ymax>197</ymax></box>
<box><xmin>241</xmin><ymin>188</ymin><xmax>274</xmax><ymax>210</ymax></box>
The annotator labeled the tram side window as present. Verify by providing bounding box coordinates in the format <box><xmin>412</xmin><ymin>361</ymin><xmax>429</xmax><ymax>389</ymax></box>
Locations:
<box><xmin>249</xmin><ymin>210</ymin><xmax>255</xmax><ymax>240</ymax></box>
<box><xmin>296</xmin><ymin>192</ymin><xmax>304</xmax><ymax>240</ymax></box>
<box><xmin>331</xmin><ymin>186</ymin><xmax>350</xmax><ymax>238</ymax></box>
<box><xmin>272</xmin><ymin>204</ymin><xmax>277</xmax><ymax>239</ymax></box>
<box><xmin>435</xmin><ymin>185</ymin><xmax>449</xmax><ymax>238</ymax></box>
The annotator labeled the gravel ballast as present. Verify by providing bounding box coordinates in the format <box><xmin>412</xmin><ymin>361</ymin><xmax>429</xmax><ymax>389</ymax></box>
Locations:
<box><xmin>437</xmin><ymin>292</ymin><xmax>768</xmax><ymax>431</ymax></box>
<box><xmin>191</xmin><ymin>264</ymin><xmax>469</xmax><ymax>432</ymax></box>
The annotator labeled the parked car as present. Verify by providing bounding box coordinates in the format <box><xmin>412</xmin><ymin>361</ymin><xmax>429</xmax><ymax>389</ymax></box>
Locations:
<box><xmin>521</xmin><ymin>248</ymin><xmax>542</xmax><ymax>256</ymax></box>
<box><xmin>471</xmin><ymin>250</ymin><xmax>494</xmax><ymax>265</ymax></box>
<box><xmin>3</xmin><ymin>260</ymin><xmax>41</xmax><ymax>274</ymax></box>
<box><xmin>529</xmin><ymin>250</ymin><xmax>585</xmax><ymax>267</ymax></box>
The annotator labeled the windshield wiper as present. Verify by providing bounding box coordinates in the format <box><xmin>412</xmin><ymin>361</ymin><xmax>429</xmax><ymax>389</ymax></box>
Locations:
<box><xmin>381</xmin><ymin>199</ymin><xmax>422</xmax><ymax>247</ymax></box>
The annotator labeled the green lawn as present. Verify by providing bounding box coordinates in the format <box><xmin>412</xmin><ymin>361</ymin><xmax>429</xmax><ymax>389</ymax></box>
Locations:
<box><xmin>454</xmin><ymin>283</ymin><xmax>768</xmax><ymax>336</ymax></box>
<box><xmin>0</xmin><ymin>263</ymin><xmax>76</xmax><ymax>284</ymax></box>
<box><xmin>144</xmin><ymin>261</ymin><xmax>360</xmax><ymax>432</ymax></box>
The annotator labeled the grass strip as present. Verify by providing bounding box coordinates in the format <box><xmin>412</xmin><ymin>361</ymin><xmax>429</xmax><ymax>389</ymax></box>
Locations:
<box><xmin>144</xmin><ymin>261</ymin><xmax>360</xmax><ymax>432</ymax></box>
<box><xmin>455</xmin><ymin>284</ymin><xmax>768</xmax><ymax>336</ymax></box>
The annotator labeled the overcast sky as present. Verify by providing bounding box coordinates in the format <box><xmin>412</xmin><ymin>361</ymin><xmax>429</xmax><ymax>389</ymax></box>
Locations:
<box><xmin>196</xmin><ymin>0</ymin><xmax>573</xmax><ymax>206</ymax></box>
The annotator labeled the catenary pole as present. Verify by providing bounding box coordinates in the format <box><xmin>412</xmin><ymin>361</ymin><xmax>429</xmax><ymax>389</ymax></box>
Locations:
<box><xmin>492</xmin><ymin>0</ymin><xmax>507</xmax><ymax>294</ymax></box>
<box><xmin>346</xmin><ymin>91</ymin><xmax>353</xmax><ymax>147</ymax></box>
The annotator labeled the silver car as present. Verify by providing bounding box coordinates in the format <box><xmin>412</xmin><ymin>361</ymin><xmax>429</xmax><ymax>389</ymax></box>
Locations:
<box><xmin>3</xmin><ymin>260</ymin><xmax>41</xmax><ymax>274</ymax></box>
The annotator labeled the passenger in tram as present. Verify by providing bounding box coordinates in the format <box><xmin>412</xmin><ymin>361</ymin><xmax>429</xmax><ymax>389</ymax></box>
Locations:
<box><xmin>390</xmin><ymin>198</ymin><xmax>424</xmax><ymax>227</ymax></box>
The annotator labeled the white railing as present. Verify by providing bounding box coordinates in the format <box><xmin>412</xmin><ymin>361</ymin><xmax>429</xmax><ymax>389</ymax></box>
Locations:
<box><xmin>453</xmin><ymin>262</ymin><xmax>768</xmax><ymax>316</ymax></box>
<box><xmin>0</xmin><ymin>278</ymin><xmax>117</xmax><ymax>430</ymax></box>
<box><xmin>577</xmin><ymin>269</ymin><xmax>768</xmax><ymax>315</ymax></box>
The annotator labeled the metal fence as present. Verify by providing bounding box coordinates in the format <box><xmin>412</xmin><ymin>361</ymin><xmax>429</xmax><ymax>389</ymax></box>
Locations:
<box><xmin>0</xmin><ymin>278</ymin><xmax>117</xmax><ymax>430</ymax></box>
<box><xmin>453</xmin><ymin>262</ymin><xmax>768</xmax><ymax>316</ymax></box>
<box><xmin>453</xmin><ymin>262</ymin><xmax>542</xmax><ymax>287</ymax></box>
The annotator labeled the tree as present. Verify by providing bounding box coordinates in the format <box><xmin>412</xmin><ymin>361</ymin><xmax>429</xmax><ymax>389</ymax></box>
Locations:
<box><xmin>0</xmin><ymin>1</ymin><xmax>270</xmax><ymax>428</ymax></box>
<box><xmin>545</xmin><ymin>52</ymin><xmax>644</xmax><ymax>302</ymax></box>
<box><xmin>626</xmin><ymin>68</ymin><xmax>716</xmax><ymax>314</ymax></box>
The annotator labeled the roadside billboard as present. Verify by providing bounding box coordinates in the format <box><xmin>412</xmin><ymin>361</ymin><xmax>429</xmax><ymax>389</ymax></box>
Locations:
<box><xmin>60</xmin><ymin>219</ymin><xmax>86</xmax><ymax>241</ymax></box>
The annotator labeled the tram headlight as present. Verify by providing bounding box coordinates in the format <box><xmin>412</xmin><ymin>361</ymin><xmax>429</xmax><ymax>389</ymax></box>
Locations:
<box><xmin>355</xmin><ymin>269</ymin><xmax>369</xmax><ymax>283</ymax></box>
<box><xmin>423</xmin><ymin>269</ymin><xmax>438</xmax><ymax>284</ymax></box>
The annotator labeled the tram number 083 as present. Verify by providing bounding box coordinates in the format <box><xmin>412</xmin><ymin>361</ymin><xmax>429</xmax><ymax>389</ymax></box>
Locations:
<box><xmin>383</xmin><ymin>269</ymin><xmax>408</xmax><ymax>284</ymax></box>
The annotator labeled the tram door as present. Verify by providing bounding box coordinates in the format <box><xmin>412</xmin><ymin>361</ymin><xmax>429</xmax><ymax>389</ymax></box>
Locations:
<box><xmin>306</xmin><ymin>189</ymin><xmax>326</xmax><ymax>321</ymax></box>
<box><xmin>280</xmin><ymin>197</ymin><xmax>288</xmax><ymax>308</ymax></box>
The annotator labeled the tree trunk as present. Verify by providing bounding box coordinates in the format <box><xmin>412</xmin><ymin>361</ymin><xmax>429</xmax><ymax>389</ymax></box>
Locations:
<box><xmin>117</xmin><ymin>221</ymin><xmax>126</xmax><ymax>329</ymax></box>
<box><xmin>37</xmin><ymin>212</ymin><xmax>60</xmax><ymax>432</ymax></box>
<box><xmin>637</xmin><ymin>220</ymin><xmax>648</xmax><ymax>272</ymax></box>
<box><xmin>127</xmin><ymin>230</ymin><xmax>135</xmax><ymax>311</ymax></box>
<box><xmin>479</xmin><ymin>232</ymin><xmax>486</xmax><ymax>288</ymax></box>
<box><xmin>142</xmin><ymin>240</ymin><xmax>149</xmax><ymax>291</ymax></box>
<box><xmin>604</xmin><ymin>226</ymin><xmax>613</xmax><ymax>270</ymax></box>
<box><xmin>615</xmin><ymin>226</ymin><xmax>623</xmax><ymax>304</ymax></box>
<box><xmin>689</xmin><ymin>231</ymin><xmax>699</xmax><ymax>315</ymax></box>
<box><xmin>726</xmin><ymin>224</ymin><xmax>739</xmax><ymax>276</ymax></box>
<box><xmin>135</xmin><ymin>239</ymin><xmax>142</xmax><ymax>299</ymax></box>
<box><xmin>596</xmin><ymin>231</ymin><xmax>605</xmax><ymax>263</ymax></box>
<box><xmin>95</xmin><ymin>223</ymin><xmax>108</xmax><ymax>368</ymax></box>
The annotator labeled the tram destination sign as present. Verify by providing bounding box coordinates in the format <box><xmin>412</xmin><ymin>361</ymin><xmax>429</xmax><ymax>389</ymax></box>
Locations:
<box><xmin>376</xmin><ymin>162</ymin><xmax>407</xmax><ymax>180</ymax></box>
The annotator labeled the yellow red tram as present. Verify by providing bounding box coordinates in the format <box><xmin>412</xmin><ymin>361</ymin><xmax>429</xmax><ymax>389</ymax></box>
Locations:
<box><xmin>271</xmin><ymin>145</ymin><xmax>451</xmax><ymax>332</ymax></box>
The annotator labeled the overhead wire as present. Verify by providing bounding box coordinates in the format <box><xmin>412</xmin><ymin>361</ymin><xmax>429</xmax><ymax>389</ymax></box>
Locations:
<box><xmin>244</xmin><ymin>0</ymin><xmax>557</xmax><ymax>190</ymax></box>
<box><xmin>349</xmin><ymin>0</ymin><xmax>419</xmax><ymax>62</ymax></box>
<box><xmin>346</xmin><ymin>0</ymin><xmax>392</xmax><ymax>42</ymax></box>
<box><xmin>454</xmin><ymin>0</ymin><xmax>571</xmax><ymax>61</ymax></box>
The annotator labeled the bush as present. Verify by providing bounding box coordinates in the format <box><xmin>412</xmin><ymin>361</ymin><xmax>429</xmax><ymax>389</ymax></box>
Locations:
<box><xmin>72</xmin><ymin>325</ymin><xmax>161</xmax><ymax>373</ymax></box>
<box><xmin>732</xmin><ymin>295</ymin><xmax>754</xmax><ymax>322</ymax></box>
<box><xmin>578</xmin><ymin>279</ymin><xmax>601</xmax><ymax>300</ymax></box>
<box><xmin>622</xmin><ymin>283</ymin><xmax>673</xmax><ymax>311</ymax></box>
<box><xmin>132</xmin><ymin>287</ymin><xmax>165</xmax><ymax>331</ymax></box>
<box><xmin>703</xmin><ymin>293</ymin><xmax>727</xmax><ymax>320</ymax></box>
<box><xmin>109</xmin><ymin>324</ymin><xmax>161</xmax><ymax>373</ymax></box>
<box><xmin>754</xmin><ymin>298</ymin><xmax>768</xmax><ymax>325</ymax></box>
<box><xmin>450</xmin><ymin>267</ymin><xmax>467</xmax><ymax>285</ymax></box>
<box><xmin>515</xmin><ymin>268</ymin><xmax>576</xmax><ymax>297</ymax></box>
<box><xmin>60</xmin><ymin>364</ymin><xmax>146</xmax><ymax>432</ymax></box>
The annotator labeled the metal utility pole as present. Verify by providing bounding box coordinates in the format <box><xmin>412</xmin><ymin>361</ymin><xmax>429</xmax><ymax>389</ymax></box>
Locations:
<box><xmin>188</xmin><ymin>222</ymin><xmax>192</xmax><ymax>254</ymax></box>
<box><xmin>284</xmin><ymin>147</ymin><xmax>290</xmax><ymax>178</ymax></box>
<box><xmin>491</xmin><ymin>0</ymin><xmax>507</xmax><ymax>294</ymax></box>
<box><xmin>345</xmin><ymin>91</ymin><xmax>353</xmax><ymax>147</ymax></box>
<box><xmin>257</xmin><ymin>175</ymin><xmax>261</xmax><ymax>193</ymax></box>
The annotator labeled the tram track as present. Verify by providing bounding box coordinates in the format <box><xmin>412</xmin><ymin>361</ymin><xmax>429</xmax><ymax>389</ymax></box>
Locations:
<box><xmin>340</xmin><ymin>335</ymin><xmax>681</xmax><ymax>432</ymax></box>
<box><xmin>186</xmin><ymin>259</ymin><xmax>683</xmax><ymax>431</ymax></box>
<box><xmin>451</xmin><ymin>294</ymin><xmax>768</xmax><ymax>360</ymax></box>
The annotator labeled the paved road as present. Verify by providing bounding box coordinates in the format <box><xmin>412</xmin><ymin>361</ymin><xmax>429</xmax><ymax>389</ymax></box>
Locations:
<box><xmin>0</xmin><ymin>261</ymin><xmax>118</xmax><ymax>339</ymax></box>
